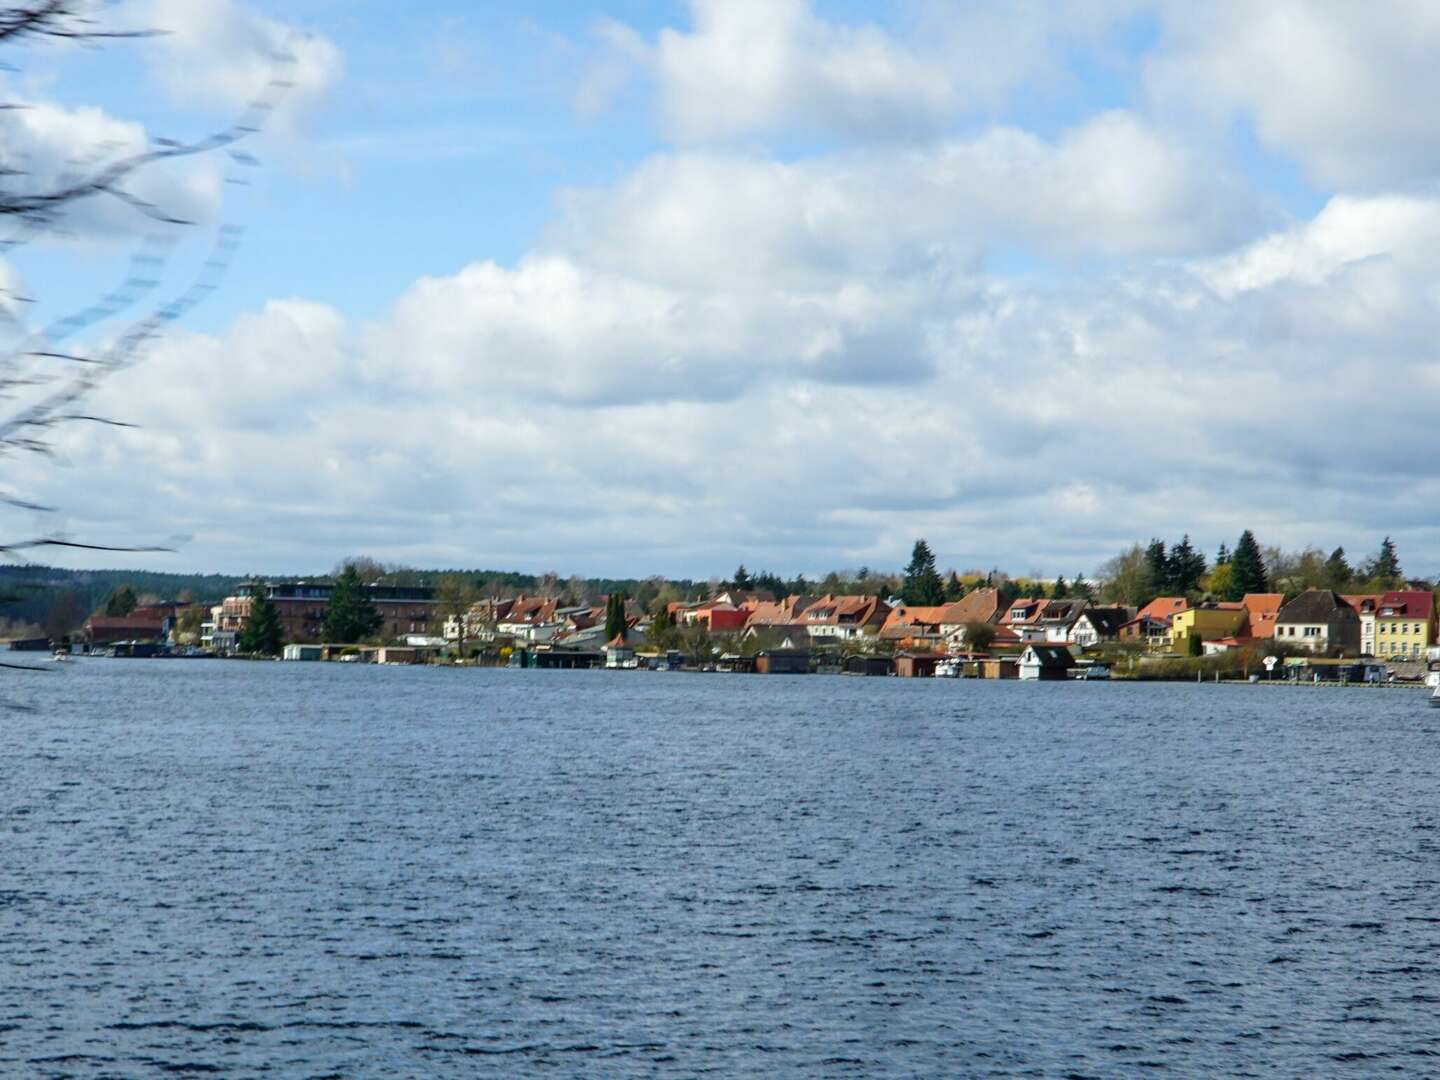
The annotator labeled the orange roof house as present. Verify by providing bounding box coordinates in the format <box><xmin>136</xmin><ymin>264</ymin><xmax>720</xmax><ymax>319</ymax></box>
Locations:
<box><xmin>1238</xmin><ymin>593</ymin><xmax>1284</xmax><ymax>639</ymax></box>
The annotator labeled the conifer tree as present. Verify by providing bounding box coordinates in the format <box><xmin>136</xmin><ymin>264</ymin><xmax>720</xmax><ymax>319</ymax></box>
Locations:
<box><xmin>1052</xmin><ymin>575</ymin><xmax>1069</xmax><ymax>599</ymax></box>
<box><xmin>1143</xmin><ymin>539</ymin><xmax>1169</xmax><ymax>599</ymax></box>
<box><xmin>1072</xmin><ymin>573</ymin><xmax>1094</xmax><ymax>601</ymax></box>
<box><xmin>1167</xmin><ymin>534</ymin><xmax>1208</xmax><ymax>595</ymax></box>
<box><xmin>902</xmin><ymin>539</ymin><xmax>946</xmax><ymax>605</ymax></box>
<box><xmin>605</xmin><ymin>592</ymin><xmax>628</xmax><ymax>640</ymax></box>
<box><xmin>945</xmin><ymin>571</ymin><xmax>966</xmax><ymax>601</ymax></box>
<box><xmin>1367</xmin><ymin>536</ymin><xmax>1402</xmax><ymax>586</ymax></box>
<box><xmin>1226</xmin><ymin>530</ymin><xmax>1268</xmax><ymax>600</ymax></box>
<box><xmin>104</xmin><ymin>585</ymin><xmax>137</xmax><ymax>617</ymax></box>
<box><xmin>732</xmin><ymin>565</ymin><xmax>752</xmax><ymax>591</ymax></box>
<box><xmin>324</xmin><ymin>564</ymin><xmax>383</xmax><ymax>643</ymax></box>
<box><xmin>238</xmin><ymin>585</ymin><xmax>284</xmax><ymax>656</ymax></box>
<box><xmin>1323</xmin><ymin>547</ymin><xmax>1353</xmax><ymax>590</ymax></box>
<box><xmin>1215</xmin><ymin>542</ymin><xmax>1230</xmax><ymax>566</ymax></box>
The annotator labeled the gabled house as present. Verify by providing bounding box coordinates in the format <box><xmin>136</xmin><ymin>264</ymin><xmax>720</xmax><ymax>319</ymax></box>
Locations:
<box><xmin>1072</xmin><ymin>607</ymin><xmax>1130</xmax><ymax>649</ymax></box>
<box><xmin>496</xmin><ymin>595</ymin><xmax>561</xmax><ymax>643</ymax></box>
<box><xmin>1273</xmin><ymin>590</ymin><xmax>1361</xmax><ymax>654</ymax></box>
<box><xmin>1374</xmin><ymin>590</ymin><xmax>1436</xmax><ymax>659</ymax></box>
<box><xmin>1033</xmin><ymin>598</ymin><xmax>1086</xmax><ymax>643</ymax></box>
<box><xmin>938</xmin><ymin>588</ymin><xmax>1004</xmax><ymax>650</ymax></box>
<box><xmin>879</xmin><ymin>605</ymin><xmax>950</xmax><ymax>650</ymax></box>
<box><xmin>743</xmin><ymin>595</ymin><xmax>816</xmax><ymax>635</ymax></box>
<box><xmin>800</xmin><ymin>594</ymin><xmax>891</xmax><ymax>641</ymax></box>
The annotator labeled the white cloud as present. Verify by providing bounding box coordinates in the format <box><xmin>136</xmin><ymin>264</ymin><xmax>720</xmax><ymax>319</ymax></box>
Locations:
<box><xmin>18</xmin><ymin>187</ymin><xmax>1440</xmax><ymax>577</ymax></box>
<box><xmin>0</xmin><ymin>91</ymin><xmax>222</xmax><ymax>240</ymax></box>
<box><xmin>651</xmin><ymin>0</ymin><xmax>959</xmax><ymax>141</ymax></box>
<box><xmin>589</xmin><ymin>0</ymin><xmax>1138</xmax><ymax>142</ymax></box>
<box><xmin>140</xmin><ymin>0</ymin><xmax>343</xmax><ymax>128</ymax></box>
<box><xmin>1147</xmin><ymin>0</ymin><xmax>1440</xmax><ymax>187</ymax></box>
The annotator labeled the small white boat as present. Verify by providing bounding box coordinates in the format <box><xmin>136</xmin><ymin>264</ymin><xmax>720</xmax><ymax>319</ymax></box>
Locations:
<box><xmin>935</xmin><ymin>658</ymin><xmax>962</xmax><ymax>678</ymax></box>
<box><xmin>1429</xmin><ymin>686</ymin><xmax>1440</xmax><ymax>708</ymax></box>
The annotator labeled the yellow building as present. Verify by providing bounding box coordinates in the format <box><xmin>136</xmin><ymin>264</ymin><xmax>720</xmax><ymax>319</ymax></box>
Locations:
<box><xmin>1167</xmin><ymin>603</ymin><xmax>1247</xmax><ymax>653</ymax></box>
<box><xmin>1375</xmin><ymin>591</ymin><xmax>1436</xmax><ymax>660</ymax></box>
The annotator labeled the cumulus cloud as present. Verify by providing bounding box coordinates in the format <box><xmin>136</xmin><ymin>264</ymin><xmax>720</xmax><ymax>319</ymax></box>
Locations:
<box><xmin>0</xmin><ymin>92</ymin><xmax>222</xmax><ymax>242</ymax></box>
<box><xmin>586</xmin><ymin>0</ymin><xmax>1139</xmax><ymax>142</ymax></box>
<box><xmin>1147</xmin><ymin>0</ymin><xmax>1440</xmax><ymax>187</ymax></box>
<box><xmin>18</xmin><ymin>188</ymin><xmax>1440</xmax><ymax>577</ymax></box>
<box><xmin>17</xmin><ymin>1</ymin><xmax>1440</xmax><ymax>578</ymax></box>
<box><xmin>140</xmin><ymin>0</ymin><xmax>343</xmax><ymax>128</ymax></box>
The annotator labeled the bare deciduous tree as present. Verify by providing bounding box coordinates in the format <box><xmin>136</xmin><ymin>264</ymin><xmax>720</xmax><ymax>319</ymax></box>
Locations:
<box><xmin>0</xmin><ymin>2</ymin><xmax>294</xmax><ymax>560</ymax></box>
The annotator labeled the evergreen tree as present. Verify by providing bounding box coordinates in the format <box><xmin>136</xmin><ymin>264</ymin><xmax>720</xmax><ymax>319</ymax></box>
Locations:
<box><xmin>789</xmin><ymin>573</ymin><xmax>810</xmax><ymax>596</ymax></box>
<box><xmin>902</xmin><ymin>539</ymin><xmax>946</xmax><ymax>605</ymax></box>
<box><xmin>753</xmin><ymin>571</ymin><xmax>786</xmax><ymax>598</ymax></box>
<box><xmin>1072</xmin><ymin>573</ymin><xmax>1094</xmax><ymax>601</ymax></box>
<box><xmin>1323</xmin><ymin>546</ymin><xmax>1353</xmax><ymax>590</ymax></box>
<box><xmin>732</xmin><ymin>565</ymin><xmax>752</xmax><ymax>591</ymax></box>
<box><xmin>323</xmin><ymin>564</ymin><xmax>383</xmax><ymax>643</ymax></box>
<box><xmin>1143</xmin><ymin>538</ymin><xmax>1170</xmax><ymax>598</ymax></box>
<box><xmin>1052</xmin><ymin>575</ymin><xmax>1069</xmax><ymax>599</ymax></box>
<box><xmin>1167</xmin><ymin>534</ymin><xmax>1207</xmax><ymax>595</ymax></box>
<box><xmin>104</xmin><ymin>585</ymin><xmax>137</xmax><ymax>617</ymax></box>
<box><xmin>238</xmin><ymin>585</ymin><xmax>284</xmax><ymax>656</ymax></box>
<box><xmin>944</xmin><ymin>571</ymin><xmax>966</xmax><ymax>602</ymax></box>
<box><xmin>1215</xmin><ymin>542</ymin><xmax>1230</xmax><ymax>566</ymax></box>
<box><xmin>648</xmin><ymin>605</ymin><xmax>679</xmax><ymax>651</ymax></box>
<box><xmin>605</xmin><ymin>592</ymin><xmax>628</xmax><ymax>640</ymax></box>
<box><xmin>1367</xmin><ymin>536</ymin><xmax>1402</xmax><ymax>586</ymax></box>
<box><xmin>1226</xmin><ymin>530</ymin><xmax>1268</xmax><ymax>599</ymax></box>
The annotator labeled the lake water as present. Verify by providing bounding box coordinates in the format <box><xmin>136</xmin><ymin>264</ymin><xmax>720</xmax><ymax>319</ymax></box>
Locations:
<box><xmin>4</xmin><ymin>660</ymin><xmax>1440</xmax><ymax>1077</ymax></box>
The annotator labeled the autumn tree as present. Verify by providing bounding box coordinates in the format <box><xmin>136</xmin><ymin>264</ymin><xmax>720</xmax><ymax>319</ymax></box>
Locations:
<box><xmin>962</xmin><ymin>621</ymin><xmax>997</xmax><ymax>654</ymax></box>
<box><xmin>1099</xmin><ymin>544</ymin><xmax>1150</xmax><ymax>606</ymax></box>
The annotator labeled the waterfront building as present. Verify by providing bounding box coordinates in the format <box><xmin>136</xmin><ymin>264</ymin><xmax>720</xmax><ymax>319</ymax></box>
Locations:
<box><xmin>1273</xmin><ymin>589</ymin><xmax>1361</xmax><ymax>654</ymax></box>
<box><xmin>1373</xmin><ymin>591</ymin><xmax>1436</xmax><ymax>659</ymax></box>
<box><xmin>217</xmin><ymin>580</ymin><xmax>438</xmax><ymax>645</ymax></box>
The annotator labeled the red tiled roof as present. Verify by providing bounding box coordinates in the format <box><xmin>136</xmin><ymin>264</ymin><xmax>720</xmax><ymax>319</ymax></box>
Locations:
<box><xmin>1378</xmin><ymin>590</ymin><xmax>1435</xmax><ymax>619</ymax></box>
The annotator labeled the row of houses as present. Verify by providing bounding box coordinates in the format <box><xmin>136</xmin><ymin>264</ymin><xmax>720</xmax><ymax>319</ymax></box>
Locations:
<box><xmin>79</xmin><ymin>576</ymin><xmax>1438</xmax><ymax>666</ymax></box>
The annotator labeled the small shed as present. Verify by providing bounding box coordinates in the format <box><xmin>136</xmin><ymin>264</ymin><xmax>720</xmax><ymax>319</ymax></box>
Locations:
<box><xmin>894</xmin><ymin>652</ymin><xmax>943</xmax><ymax>678</ymax></box>
<box><xmin>1019</xmin><ymin>644</ymin><xmax>1074</xmax><ymax>680</ymax></box>
<box><xmin>978</xmin><ymin>658</ymin><xmax>1019</xmax><ymax>679</ymax></box>
<box><xmin>282</xmin><ymin>644</ymin><xmax>324</xmax><ymax>662</ymax></box>
<box><xmin>844</xmin><ymin>654</ymin><xmax>893</xmax><ymax>677</ymax></box>
<box><xmin>756</xmin><ymin>649</ymin><xmax>810</xmax><ymax>674</ymax></box>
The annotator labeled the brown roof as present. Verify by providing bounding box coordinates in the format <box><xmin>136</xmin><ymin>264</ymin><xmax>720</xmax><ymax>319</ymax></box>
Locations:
<box><xmin>939</xmin><ymin>587</ymin><xmax>1002</xmax><ymax>626</ymax></box>
<box><xmin>1276</xmin><ymin>589</ymin><xmax>1356</xmax><ymax>624</ymax></box>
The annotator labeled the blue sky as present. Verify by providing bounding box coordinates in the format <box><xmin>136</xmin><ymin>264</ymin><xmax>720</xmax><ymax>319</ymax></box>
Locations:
<box><xmin>4</xmin><ymin>1</ymin><xmax>1440</xmax><ymax>579</ymax></box>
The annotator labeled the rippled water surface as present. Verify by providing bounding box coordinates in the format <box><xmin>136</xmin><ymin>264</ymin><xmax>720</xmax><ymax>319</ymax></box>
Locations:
<box><xmin>5</xmin><ymin>660</ymin><xmax>1440</xmax><ymax>1077</ymax></box>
